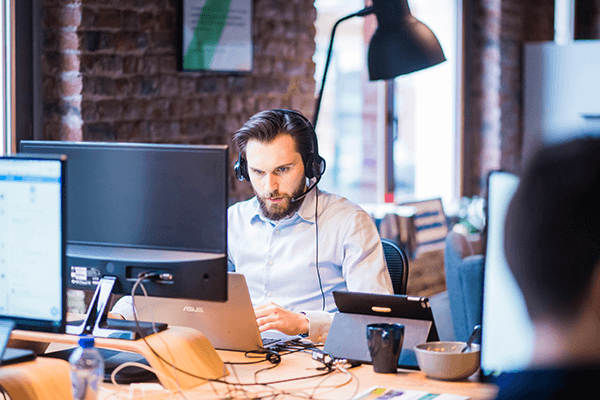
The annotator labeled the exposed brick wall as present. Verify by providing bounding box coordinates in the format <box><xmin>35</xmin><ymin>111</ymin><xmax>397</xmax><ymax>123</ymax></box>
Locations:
<box><xmin>42</xmin><ymin>0</ymin><xmax>84</xmax><ymax>141</ymax></box>
<box><xmin>41</xmin><ymin>0</ymin><xmax>317</xmax><ymax>203</ymax></box>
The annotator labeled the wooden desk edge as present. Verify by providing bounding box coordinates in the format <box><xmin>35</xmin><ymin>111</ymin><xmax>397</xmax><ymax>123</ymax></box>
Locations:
<box><xmin>10</xmin><ymin>326</ymin><xmax>228</xmax><ymax>391</ymax></box>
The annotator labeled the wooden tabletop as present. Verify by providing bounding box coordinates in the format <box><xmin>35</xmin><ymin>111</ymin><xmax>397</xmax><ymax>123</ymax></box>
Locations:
<box><xmin>100</xmin><ymin>348</ymin><xmax>499</xmax><ymax>400</ymax></box>
<box><xmin>4</xmin><ymin>328</ymin><xmax>498</xmax><ymax>399</ymax></box>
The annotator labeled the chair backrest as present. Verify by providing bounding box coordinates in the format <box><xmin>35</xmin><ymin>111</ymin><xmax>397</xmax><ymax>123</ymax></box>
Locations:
<box><xmin>444</xmin><ymin>231</ymin><xmax>484</xmax><ymax>342</ymax></box>
<box><xmin>381</xmin><ymin>238</ymin><xmax>409</xmax><ymax>295</ymax></box>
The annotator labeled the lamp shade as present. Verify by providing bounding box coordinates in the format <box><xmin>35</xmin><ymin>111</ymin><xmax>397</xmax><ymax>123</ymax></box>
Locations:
<box><xmin>367</xmin><ymin>0</ymin><xmax>446</xmax><ymax>80</ymax></box>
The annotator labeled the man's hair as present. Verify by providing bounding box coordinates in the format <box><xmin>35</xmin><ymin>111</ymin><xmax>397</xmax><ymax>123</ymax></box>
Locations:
<box><xmin>232</xmin><ymin>109</ymin><xmax>314</xmax><ymax>164</ymax></box>
<box><xmin>504</xmin><ymin>136</ymin><xmax>600</xmax><ymax>322</ymax></box>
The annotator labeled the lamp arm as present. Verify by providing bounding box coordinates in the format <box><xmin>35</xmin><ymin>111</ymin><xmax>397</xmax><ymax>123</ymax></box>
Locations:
<box><xmin>312</xmin><ymin>6</ymin><xmax>375</xmax><ymax>129</ymax></box>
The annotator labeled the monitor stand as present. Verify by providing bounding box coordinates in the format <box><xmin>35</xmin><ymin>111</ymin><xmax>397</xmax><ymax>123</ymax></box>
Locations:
<box><xmin>66</xmin><ymin>276</ymin><xmax>167</xmax><ymax>340</ymax></box>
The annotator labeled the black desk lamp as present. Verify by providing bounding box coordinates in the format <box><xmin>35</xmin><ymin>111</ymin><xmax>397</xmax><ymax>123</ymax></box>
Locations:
<box><xmin>312</xmin><ymin>0</ymin><xmax>446</xmax><ymax>128</ymax></box>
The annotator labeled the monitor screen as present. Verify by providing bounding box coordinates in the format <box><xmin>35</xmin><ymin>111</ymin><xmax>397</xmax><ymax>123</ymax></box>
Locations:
<box><xmin>0</xmin><ymin>155</ymin><xmax>66</xmax><ymax>332</ymax></box>
<box><xmin>20</xmin><ymin>141</ymin><xmax>228</xmax><ymax>300</ymax></box>
<box><xmin>20</xmin><ymin>141</ymin><xmax>229</xmax><ymax>339</ymax></box>
<box><xmin>481</xmin><ymin>171</ymin><xmax>535</xmax><ymax>380</ymax></box>
<box><xmin>21</xmin><ymin>141</ymin><xmax>227</xmax><ymax>253</ymax></box>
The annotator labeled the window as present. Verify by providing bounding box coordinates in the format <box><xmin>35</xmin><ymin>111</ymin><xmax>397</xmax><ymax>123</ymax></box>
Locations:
<box><xmin>314</xmin><ymin>0</ymin><xmax>460</xmax><ymax>208</ymax></box>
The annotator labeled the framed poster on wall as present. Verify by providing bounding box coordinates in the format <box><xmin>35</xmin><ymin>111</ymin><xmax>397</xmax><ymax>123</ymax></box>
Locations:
<box><xmin>180</xmin><ymin>0</ymin><xmax>252</xmax><ymax>72</ymax></box>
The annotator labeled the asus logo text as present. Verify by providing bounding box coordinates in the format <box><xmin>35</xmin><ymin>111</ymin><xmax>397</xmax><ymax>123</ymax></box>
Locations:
<box><xmin>183</xmin><ymin>306</ymin><xmax>204</xmax><ymax>313</ymax></box>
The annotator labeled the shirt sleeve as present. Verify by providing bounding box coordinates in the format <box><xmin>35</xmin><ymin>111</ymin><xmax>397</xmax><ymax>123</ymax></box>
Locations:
<box><xmin>340</xmin><ymin>209</ymin><xmax>394</xmax><ymax>295</ymax></box>
<box><xmin>301</xmin><ymin>209</ymin><xmax>393</xmax><ymax>344</ymax></box>
<box><xmin>301</xmin><ymin>310</ymin><xmax>334</xmax><ymax>344</ymax></box>
<box><xmin>110</xmin><ymin>295</ymin><xmax>134</xmax><ymax>319</ymax></box>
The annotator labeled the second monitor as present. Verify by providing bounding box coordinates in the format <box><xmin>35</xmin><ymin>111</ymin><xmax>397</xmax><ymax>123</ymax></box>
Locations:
<box><xmin>20</xmin><ymin>141</ymin><xmax>229</xmax><ymax>339</ymax></box>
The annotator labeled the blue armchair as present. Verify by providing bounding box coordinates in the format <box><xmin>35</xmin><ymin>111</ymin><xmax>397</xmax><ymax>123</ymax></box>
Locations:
<box><xmin>444</xmin><ymin>231</ymin><xmax>484</xmax><ymax>342</ymax></box>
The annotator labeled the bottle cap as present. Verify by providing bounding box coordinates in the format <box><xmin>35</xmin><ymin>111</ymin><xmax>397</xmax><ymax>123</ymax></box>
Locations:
<box><xmin>78</xmin><ymin>336</ymin><xmax>95</xmax><ymax>349</ymax></box>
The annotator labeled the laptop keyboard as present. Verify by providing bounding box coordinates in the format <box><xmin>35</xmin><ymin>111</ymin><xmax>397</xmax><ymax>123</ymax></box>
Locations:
<box><xmin>261</xmin><ymin>337</ymin><xmax>280</xmax><ymax>347</ymax></box>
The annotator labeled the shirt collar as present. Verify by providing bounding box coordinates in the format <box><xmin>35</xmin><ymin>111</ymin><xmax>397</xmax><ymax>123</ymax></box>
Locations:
<box><xmin>249</xmin><ymin>185</ymin><xmax>319</xmax><ymax>225</ymax></box>
<box><xmin>296</xmin><ymin>185</ymin><xmax>318</xmax><ymax>223</ymax></box>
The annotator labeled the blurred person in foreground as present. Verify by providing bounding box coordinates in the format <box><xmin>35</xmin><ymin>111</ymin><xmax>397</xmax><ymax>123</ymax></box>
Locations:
<box><xmin>496</xmin><ymin>136</ymin><xmax>600</xmax><ymax>399</ymax></box>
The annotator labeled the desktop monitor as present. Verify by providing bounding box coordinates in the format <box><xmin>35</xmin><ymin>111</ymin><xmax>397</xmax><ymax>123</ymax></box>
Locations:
<box><xmin>480</xmin><ymin>171</ymin><xmax>535</xmax><ymax>381</ymax></box>
<box><xmin>0</xmin><ymin>155</ymin><xmax>67</xmax><ymax>333</ymax></box>
<box><xmin>20</xmin><ymin>141</ymin><xmax>229</xmax><ymax>339</ymax></box>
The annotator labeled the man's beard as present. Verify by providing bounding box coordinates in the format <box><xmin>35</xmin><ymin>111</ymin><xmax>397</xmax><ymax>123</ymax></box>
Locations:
<box><xmin>255</xmin><ymin>184</ymin><xmax>306</xmax><ymax>221</ymax></box>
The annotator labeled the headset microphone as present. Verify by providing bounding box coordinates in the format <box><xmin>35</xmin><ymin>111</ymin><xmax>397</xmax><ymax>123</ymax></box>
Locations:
<box><xmin>291</xmin><ymin>175</ymin><xmax>322</xmax><ymax>203</ymax></box>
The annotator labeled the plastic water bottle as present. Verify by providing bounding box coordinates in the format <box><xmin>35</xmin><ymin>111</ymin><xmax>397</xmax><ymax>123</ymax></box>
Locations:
<box><xmin>69</xmin><ymin>336</ymin><xmax>104</xmax><ymax>400</ymax></box>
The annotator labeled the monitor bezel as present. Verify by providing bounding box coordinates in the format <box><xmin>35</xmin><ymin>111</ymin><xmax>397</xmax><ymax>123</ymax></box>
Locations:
<box><xmin>19</xmin><ymin>141</ymin><xmax>229</xmax><ymax>302</ymax></box>
<box><xmin>479</xmin><ymin>170</ymin><xmax>536</xmax><ymax>382</ymax></box>
<box><xmin>20</xmin><ymin>140</ymin><xmax>229</xmax><ymax>254</ymax></box>
<box><xmin>0</xmin><ymin>154</ymin><xmax>67</xmax><ymax>333</ymax></box>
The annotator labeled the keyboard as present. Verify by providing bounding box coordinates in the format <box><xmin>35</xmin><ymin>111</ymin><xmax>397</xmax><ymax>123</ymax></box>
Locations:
<box><xmin>261</xmin><ymin>337</ymin><xmax>281</xmax><ymax>347</ymax></box>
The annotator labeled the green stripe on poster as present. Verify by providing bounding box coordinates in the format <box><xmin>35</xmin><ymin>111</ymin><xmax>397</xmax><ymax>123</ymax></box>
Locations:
<box><xmin>184</xmin><ymin>0</ymin><xmax>233</xmax><ymax>69</ymax></box>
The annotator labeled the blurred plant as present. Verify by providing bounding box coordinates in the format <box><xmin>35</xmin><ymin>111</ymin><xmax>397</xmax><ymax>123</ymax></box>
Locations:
<box><xmin>454</xmin><ymin>196</ymin><xmax>486</xmax><ymax>235</ymax></box>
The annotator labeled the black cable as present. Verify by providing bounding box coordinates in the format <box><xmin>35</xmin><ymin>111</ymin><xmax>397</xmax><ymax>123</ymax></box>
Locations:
<box><xmin>315</xmin><ymin>187</ymin><xmax>326</xmax><ymax>312</ymax></box>
<box><xmin>232</xmin><ymin>369</ymin><xmax>334</xmax><ymax>387</ymax></box>
<box><xmin>253</xmin><ymin>361</ymin><xmax>280</xmax><ymax>382</ymax></box>
<box><xmin>224</xmin><ymin>349</ymin><xmax>280</xmax><ymax>365</ymax></box>
<box><xmin>0</xmin><ymin>384</ymin><xmax>8</xmax><ymax>400</ymax></box>
<box><xmin>224</xmin><ymin>358</ymin><xmax>270</xmax><ymax>366</ymax></box>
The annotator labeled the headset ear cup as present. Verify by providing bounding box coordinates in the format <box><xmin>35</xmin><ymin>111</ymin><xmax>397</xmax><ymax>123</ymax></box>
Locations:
<box><xmin>314</xmin><ymin>155</ymin><xmax>325</xmax><ymax>179</ymax></box>
<box><xmin>304</xmin><ymin>154</ymin><xmax>326</xmax><ymax>181</ymax></box>
<box><xmin>241</xmin><ymin>157</ymin><xmax>250</xmax><ymax>181</ymax></box>
<box><xmin>234</xmin><ymin>161</ymin><xmax>243</xmax><ymax>181</ymax></box>
<box><xmin>234</xmin><ymin>154</ymin><xmax>249</xmax><ymax>181</ymax></box>
<box><xmin>304</xmin><ymin>154</ymin><xmax>315</xmax><ymax>179</ymax></box>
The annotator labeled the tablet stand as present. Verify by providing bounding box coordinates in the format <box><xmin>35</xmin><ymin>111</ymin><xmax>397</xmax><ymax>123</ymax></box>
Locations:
<box><xmin>67</xmin><ymin>276</ymin><xmax>167</xmax><ymax>339</ymax></box>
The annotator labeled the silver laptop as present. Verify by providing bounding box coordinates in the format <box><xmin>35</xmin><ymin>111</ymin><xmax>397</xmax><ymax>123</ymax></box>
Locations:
<box><xmin>130</xmin><ymin>273</ymin><xmax>296</xmax><ymax>352</ymax></box>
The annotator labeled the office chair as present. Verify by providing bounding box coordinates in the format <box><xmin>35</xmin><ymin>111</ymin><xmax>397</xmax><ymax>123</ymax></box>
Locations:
<box><xmin>381</xmin><ymin>238</ymin><xmax>409</xmax><ymax>295</ymax></box>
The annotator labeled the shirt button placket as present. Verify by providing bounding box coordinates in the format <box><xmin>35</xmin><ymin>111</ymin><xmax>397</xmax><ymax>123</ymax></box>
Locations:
<box><xmin>264</xmin><ymin>224</ymin><xmax>279</xmax><ymax>300</ymax></box>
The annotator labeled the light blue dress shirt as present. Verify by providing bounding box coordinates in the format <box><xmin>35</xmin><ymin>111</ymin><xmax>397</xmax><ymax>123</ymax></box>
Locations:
<box><xmin>228</xmin><ymin>187</ymin><xmax>394</xmax><ymax>342</ymax></box>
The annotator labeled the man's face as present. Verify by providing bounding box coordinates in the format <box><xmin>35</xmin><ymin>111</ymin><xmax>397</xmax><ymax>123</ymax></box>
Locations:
<box><xmin>245</xmin><ymin>134</ymin><xmax>307</xmax><ymax>220</ymax></box>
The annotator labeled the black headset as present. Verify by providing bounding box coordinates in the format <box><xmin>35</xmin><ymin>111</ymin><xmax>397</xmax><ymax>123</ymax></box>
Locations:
<box><xmin>234</xmin><ymin>109</ymin><xmax>326</xmax><ymax>201</ymax></box>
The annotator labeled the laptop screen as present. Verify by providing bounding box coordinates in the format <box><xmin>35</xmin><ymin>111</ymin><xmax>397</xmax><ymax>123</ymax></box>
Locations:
<box><xmin>0</xmin><ymin>156</ymin><xmax>66</xmax><ymax>332</ymax></box>
<box><xmin>480</xmin><ymin>171</ymin><xmax>535</xmax><ymax>380</ymax></box>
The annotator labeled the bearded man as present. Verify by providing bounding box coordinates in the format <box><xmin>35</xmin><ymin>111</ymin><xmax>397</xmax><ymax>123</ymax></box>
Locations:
<box><xmin>228</xmin><ymin>109</ymin><xmax>393</xmax><ymax>343</ymax></box>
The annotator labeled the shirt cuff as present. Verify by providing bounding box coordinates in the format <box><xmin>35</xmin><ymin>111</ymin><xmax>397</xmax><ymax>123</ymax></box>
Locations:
<box><xmin>111</xmin><ymin>295</ymin><xmax>134</xmax><ymax>319</ymax></box>
<box><xmin>300</xmin><ymin>310</ymin><xmax>334</xmax><ymax>344</ymax></box>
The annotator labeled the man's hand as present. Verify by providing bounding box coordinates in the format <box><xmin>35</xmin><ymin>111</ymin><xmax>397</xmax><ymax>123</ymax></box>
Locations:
<box><xmin>254</xmin><ymin>302</ymin><xmax>309</xmax><ymax>336</ymax></box>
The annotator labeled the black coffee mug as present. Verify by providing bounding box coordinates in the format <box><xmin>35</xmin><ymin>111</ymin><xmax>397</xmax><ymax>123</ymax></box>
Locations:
<box><xmin>366</xmin><ymin>323</ymin><xmax>404</xmax><ymax>373</ymax></box>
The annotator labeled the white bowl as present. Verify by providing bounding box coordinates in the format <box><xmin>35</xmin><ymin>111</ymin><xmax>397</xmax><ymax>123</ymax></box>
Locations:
<box><xmin>414</xmin><ymin>341</ymin><xmax>481</xmax><ymax>381</ymax></box>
